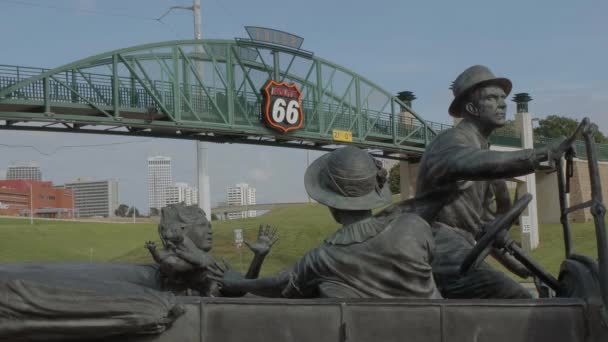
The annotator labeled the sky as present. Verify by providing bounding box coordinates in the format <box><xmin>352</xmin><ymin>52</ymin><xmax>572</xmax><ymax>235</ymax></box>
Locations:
<box><xmin>0</xmin><ymin>0</ymin><xmax>606</xmax><ymax>212</ymax></box>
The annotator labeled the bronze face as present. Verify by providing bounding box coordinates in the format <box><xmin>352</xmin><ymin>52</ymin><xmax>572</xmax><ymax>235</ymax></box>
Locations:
<box><xmin>186</xmin><ymin>219</ymin><xmax>213</xmax><ymax>252</ymax></box>
<box><xmin>466</xmin><ymin>85</ymin><xmax>507</xmax><ymax>129</ymax></box>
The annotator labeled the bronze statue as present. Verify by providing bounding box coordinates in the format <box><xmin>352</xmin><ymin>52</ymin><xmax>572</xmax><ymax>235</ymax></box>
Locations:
<box><xmin>415</xmin><ymin>65</ymin><xmax>573</xmax><ymax>298</ymax></box>
<box><xmin>219</xmin><ymin>146</ymin><xmax>441</xmax><ymax>299</ymax></box>
<box><xmin>146</xmin><ymin>203</ymin><xmax>277</xmax><ymax>296</ymax></box>
<box><xmin>0</xmin><ymin>203</ymin><xmax>276</xmax><ymax>340</ymax></box>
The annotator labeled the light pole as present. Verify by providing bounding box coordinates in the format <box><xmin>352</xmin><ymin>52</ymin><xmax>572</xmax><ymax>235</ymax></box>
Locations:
<box><xmin>71</xmin><ymin>188</ymin><xmax>75</xmax><ymax>220</ymax></box>
<box><xmin>157</xmin><ymin>0</ymin><xmax>211</xmax><ymax>222</ymax></box>
<box><xmin>306</xmin><ymin>150</ymin><xmax>311</xmax><ymax>204</ymax></box>
<box><xmin>29</xmin><ymin>182</ymin><xmax>33</xmax><ymax>225</ymax></box>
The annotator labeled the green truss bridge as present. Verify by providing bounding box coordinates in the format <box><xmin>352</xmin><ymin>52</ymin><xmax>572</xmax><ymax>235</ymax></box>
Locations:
<box><xmin>0</xmin><ymin>39</ymin><xmax>455</xmax><ymax>160</ymax></box>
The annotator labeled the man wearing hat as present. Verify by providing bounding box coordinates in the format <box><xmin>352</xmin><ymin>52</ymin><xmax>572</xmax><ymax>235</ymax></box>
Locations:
<box><xmin>219</xmin><ymin>146</ymin><xmax>441</xmax><ymax>299</ymax></box>
<box><xmin>416</xmin><ymin>65</ymin><xmax>571</xmax><ymax>298</ymax></box>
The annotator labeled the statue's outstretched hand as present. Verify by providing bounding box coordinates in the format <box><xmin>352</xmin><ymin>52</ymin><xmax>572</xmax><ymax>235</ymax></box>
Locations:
<box><xmin>535</xmin><ymin>136</ymin><xmax>576</xmax><ymax>171</ymax></box>
<box><xmin>217</xmin><ymin>260</ymin><xmax>247</xmax><ymax>297</ymax></box>
<box><xmin>244</xmin><ymin>224</ymin><xmax>279</xmax><ymax>256</ymax></box>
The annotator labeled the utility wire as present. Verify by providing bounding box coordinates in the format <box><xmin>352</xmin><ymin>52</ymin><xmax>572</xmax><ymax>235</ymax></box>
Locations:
<box><xmin>0</xmin><ymin>139</ymin><xmax>154</xmax><ymax>156</ymax></box>
<box><xmin>0</xmin><ymin>0</ymin><xmax>159</xmax><ymax>21</ymax></box>
<box><xmin>0</xmin><ymin>0</ymin><xmax>185</xmax><ymax>39</ymax></box>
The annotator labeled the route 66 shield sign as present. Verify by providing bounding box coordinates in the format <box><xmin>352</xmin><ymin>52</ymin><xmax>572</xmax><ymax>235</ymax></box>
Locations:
<box><xmin>261</xmin><ymin>80</ymin><xmax>304</xmax><ymax>133</ymax></box>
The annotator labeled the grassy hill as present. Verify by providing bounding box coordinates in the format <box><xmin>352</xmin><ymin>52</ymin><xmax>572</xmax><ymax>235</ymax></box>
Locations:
<box><xmin>0</xmin><ymin>203</ymin><xmax>602</xmax><ymax>279</ymax></box>
<box><xmin>0</xmin><ymin>218</ymin><xmax>158</xmax><ymax>262</ymax></box>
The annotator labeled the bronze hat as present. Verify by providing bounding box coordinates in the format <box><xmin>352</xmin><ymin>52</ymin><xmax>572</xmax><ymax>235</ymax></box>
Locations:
<box><xmin>448</xmin><ymin>65</ymin><xmax>512</xmax><ymax>117</ymax></box>
<box><xmin>304</xmin><ymin>146</ymin><xmax>392</xmax><ymax>210</ymax></box>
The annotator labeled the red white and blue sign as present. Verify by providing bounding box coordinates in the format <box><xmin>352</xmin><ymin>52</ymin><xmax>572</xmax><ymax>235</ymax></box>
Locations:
<box><xmin>261</xmin><ymin>80</ymin><xmax>304</xmax><ymax>133</ymax></box>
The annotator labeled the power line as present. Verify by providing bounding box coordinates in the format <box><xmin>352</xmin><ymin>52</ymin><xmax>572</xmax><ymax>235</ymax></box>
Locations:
<box><xmin>0</xmin><ymin>0</ymin><xmax>186</xmax><ymax>39</ymax></box>
<box><xmin>0</xmin><ymin>0</ymin><xmax>158</xmax><ymax>21</ymax></box>
<box><xmin>0</xmin><ymin>139</ymin><xmax>154</xmax><ymax>156</ymax></box>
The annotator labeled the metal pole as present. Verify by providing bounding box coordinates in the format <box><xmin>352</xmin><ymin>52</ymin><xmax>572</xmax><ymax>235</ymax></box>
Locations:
<box><xmin>157</xmin><ymin>0</ymin><xmax>211</xmax><ymax>220</ymax></box>
<box><xmin>239</xmin><ymin>248</ymin><xmax>243</xmax><ymax>273</ymax></box>
<box><xmin>193</xmin><ymin>0</ymin><xmax>202</xmax><ymax>40</ymax></box>
<box><xmin>133</xmin><ymin>204</ymin><xmax>136</xmax><ymax>224</ymax></box>
<box><xmin>193</xmin><ymin>0</ymin><xmax>212</xmax><ymax>221</ymax></box>
<box><xmin>71</xmin><ymin>188</ymin><xmax>75</xmax><ymax>220</ymax></box>
<box><xmin>307</xmin><ymin>151</ymin><xmax>311</xmax><ymax>204</ymax></box>
<box><xmin>29</xmin><ymin>183</ymin><xmax>33</xmax><ymax>225</ymax></box>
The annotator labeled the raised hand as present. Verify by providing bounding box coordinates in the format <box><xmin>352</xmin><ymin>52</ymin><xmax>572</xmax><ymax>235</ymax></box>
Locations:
<box><xmin>145</xmin><ymin>241</ymin><xmax>157</xmax><ymax>252</ymax></box>
<box><xmin>145</xmin><ymin>241</ymin><xmax>163</xmax><ymax>264</ymax></box>
<box><xmin>244</xmin><ymin>224</ymin><xmax>279</xmax><ymax>256</ymax></box>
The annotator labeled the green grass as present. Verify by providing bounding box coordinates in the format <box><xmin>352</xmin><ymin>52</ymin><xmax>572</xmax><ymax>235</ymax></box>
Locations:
<box><xmin>0</xmin><ymin>204</ymin><xmax>603</xmax><ymax>280</ymax></box>
<box><xmin>497</xmin><ymin>221</ymin><xmax>600</xmax><ymax>282</ymax></box>
<box><xmin>0</xmin><ymin>218</ymin><xmax>158</xmax><ymax>262</ymax></box>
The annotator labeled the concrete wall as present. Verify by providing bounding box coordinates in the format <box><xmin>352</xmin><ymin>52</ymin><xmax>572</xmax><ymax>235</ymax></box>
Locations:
<box><xmin>526</xmin><ymin>159</ymin><xmax>608</xmax><ymax>224</ymax></box>
<box><xmin>399</xmin><ymin>161</ymin><xmax>419</xmax><ymax>200</ymax></box>
<box><xmin>568</xmin><ymin>159</ymin><xmax>608</xmax><ymax>222</ymax></box>
<box><xmin>535</xmin><ymin>171</ymin><xmax>561</xmax><ymax>224</ymax></box>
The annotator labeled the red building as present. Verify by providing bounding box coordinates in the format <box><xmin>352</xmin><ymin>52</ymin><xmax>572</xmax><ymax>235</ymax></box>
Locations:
<box><xmin>0</xmin><ymin>180</ymin><xmax>74</xmax><ymax>218</ymax></box>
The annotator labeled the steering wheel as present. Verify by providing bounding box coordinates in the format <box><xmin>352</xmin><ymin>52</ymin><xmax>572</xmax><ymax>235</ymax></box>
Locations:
<box><xmin>460</xmin><ymin>194</ymin><xmax>532</xmax><ymax>274</ymax></box>
<box><xmin>459</xmin><ymin>193</ymin><xmax>562</xmax><ymax>291</ymax></box>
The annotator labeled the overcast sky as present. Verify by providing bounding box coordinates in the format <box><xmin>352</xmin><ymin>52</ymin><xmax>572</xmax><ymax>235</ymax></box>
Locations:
<box><xmin>0</xmin><ymin>0</ymin><xmax>606</xmax><ymax>212</ymax></box>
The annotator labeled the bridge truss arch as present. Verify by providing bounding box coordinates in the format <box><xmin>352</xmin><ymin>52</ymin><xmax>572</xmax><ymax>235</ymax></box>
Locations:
<box><xmin>0</xmin><ymin>39</ymin><xmax>447</xmax><ymax>159</ymax></box>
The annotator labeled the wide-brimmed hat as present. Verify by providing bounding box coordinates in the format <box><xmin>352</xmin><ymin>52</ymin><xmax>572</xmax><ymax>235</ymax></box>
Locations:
<box><xmin>448</xmin><ymin>65</ymin><xmax>512</xmax><ymax>117</ymax></box>
<box><xmin>304</xmin><ymin>146</ymin><xmax>392</xmax><ymax>210</ymax></box>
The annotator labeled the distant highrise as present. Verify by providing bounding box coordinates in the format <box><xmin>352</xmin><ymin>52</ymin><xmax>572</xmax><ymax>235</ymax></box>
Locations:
<box><xmin>64</xmin><ymin>178</ymin><xmax>119</xmax><ymax>218</ymax></box>
<box><xmin>6</xmin><ymin>161</ymin><xmax>42</xmax><ymax>181</ymax></box>
<box><xmin>147</xmin><ymin>156</ymin><xmax>172</xmax><ymax>212</ymax></box>
<box><xmin>165</xmin><ymin>182</ymin><xmax>198</xmax><ymax>206</ymax></box>
<box><xmin>226</xmin><ymin>183</ymin><xmax>256</xmax><ymax>219</ymax></box>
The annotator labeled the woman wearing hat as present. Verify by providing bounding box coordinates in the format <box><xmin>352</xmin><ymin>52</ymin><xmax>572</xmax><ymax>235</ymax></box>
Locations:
<box><xmin>219</xmin><ymin>146</ymin><xmax>441</xmax><ymax>299</ymax></box>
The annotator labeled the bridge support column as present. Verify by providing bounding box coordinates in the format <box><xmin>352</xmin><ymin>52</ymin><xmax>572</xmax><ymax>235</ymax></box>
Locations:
<box><xmin>513</xmin><ymin>93</ymin><xmax>539</xmax><ymax>251</ymax></box>
<box><xmin>536</xmin><ymin>170</ymin><xmax>562</xmax><ymax>224</ymax></box>
<box><xmin>399</xmin><ymin>161</ymin><xmax>418</xmax><ymax>200</ymax></box>
<box><xmin>397</xmin><ymin>91</ymin><xmax>419</xmax><ymax>200</ymax></box>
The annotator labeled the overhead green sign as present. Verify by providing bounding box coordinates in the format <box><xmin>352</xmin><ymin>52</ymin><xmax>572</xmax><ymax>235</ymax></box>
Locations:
<box><xmin>245</xmin><ymin>26</ymin><xmax>304</xmax><ymax>50</ymax></box>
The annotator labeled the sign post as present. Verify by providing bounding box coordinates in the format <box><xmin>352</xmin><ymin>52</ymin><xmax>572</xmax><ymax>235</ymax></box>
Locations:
<box><xmin>234</xmin><ymin>228</ymin><xmax>244</xmax><ymax>272</ymax></box>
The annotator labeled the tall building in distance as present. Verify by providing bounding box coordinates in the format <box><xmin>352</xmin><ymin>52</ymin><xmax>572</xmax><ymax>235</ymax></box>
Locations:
<box><xmin>6</xmin><ymin>161</ymin><xmax>42</xmax><ymax>181</ymax></box>
<box><xmin>147</xmin><ymin>156</ymin><xmax>172</xmax><ymax>212</ymax></box>
<box><xmin>64</xmin><ymin>178</ymin><xmax>119</xmax><ymax>218</ymax></box>
<box><xmin>0</xmin><ymin>180</ymin><xmax>73</xmax><ymax>218</ymax></box>
<box><xmin>226</xmin><ymin>183</ymin><xmax>256</xmax><ymax>220</ymax></box>
<box><xmin>165</xmin><ymin>182</ymin><xmax>198</xmax><ymax>206</ymax></box>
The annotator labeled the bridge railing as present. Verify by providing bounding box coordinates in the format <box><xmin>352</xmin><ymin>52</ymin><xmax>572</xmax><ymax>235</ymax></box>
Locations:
<box><xmin>4</xmin><ymin>44</ymin><xmax>605</xmax><ymax>161</ymax></box>
<box><xmin>0</xmin><ymin>65</ymin><xmax>48</xmax><ymax>82</ymax></box>
<box><xmin>0</xmin><ymin>63</ymin><xmax>437</xmax><ymax>146</ymax></box>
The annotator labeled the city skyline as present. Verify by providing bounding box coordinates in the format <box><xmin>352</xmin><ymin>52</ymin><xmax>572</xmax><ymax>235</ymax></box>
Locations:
<box><xmin>0</xmin><ymin>155</ymin><xmax>269</xmax><ymax>215</ymax></box>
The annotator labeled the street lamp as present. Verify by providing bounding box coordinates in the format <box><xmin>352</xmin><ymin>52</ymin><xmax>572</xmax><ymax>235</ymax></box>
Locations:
<box><xmin>28</xmin><ymin>182</ymin><xmax>33</xmax><ymax>225</ymax></box>
<box><xmin>71</xmin><ymin>188</ymin><xmax>75</xmax><ymax>220</ymax></box>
